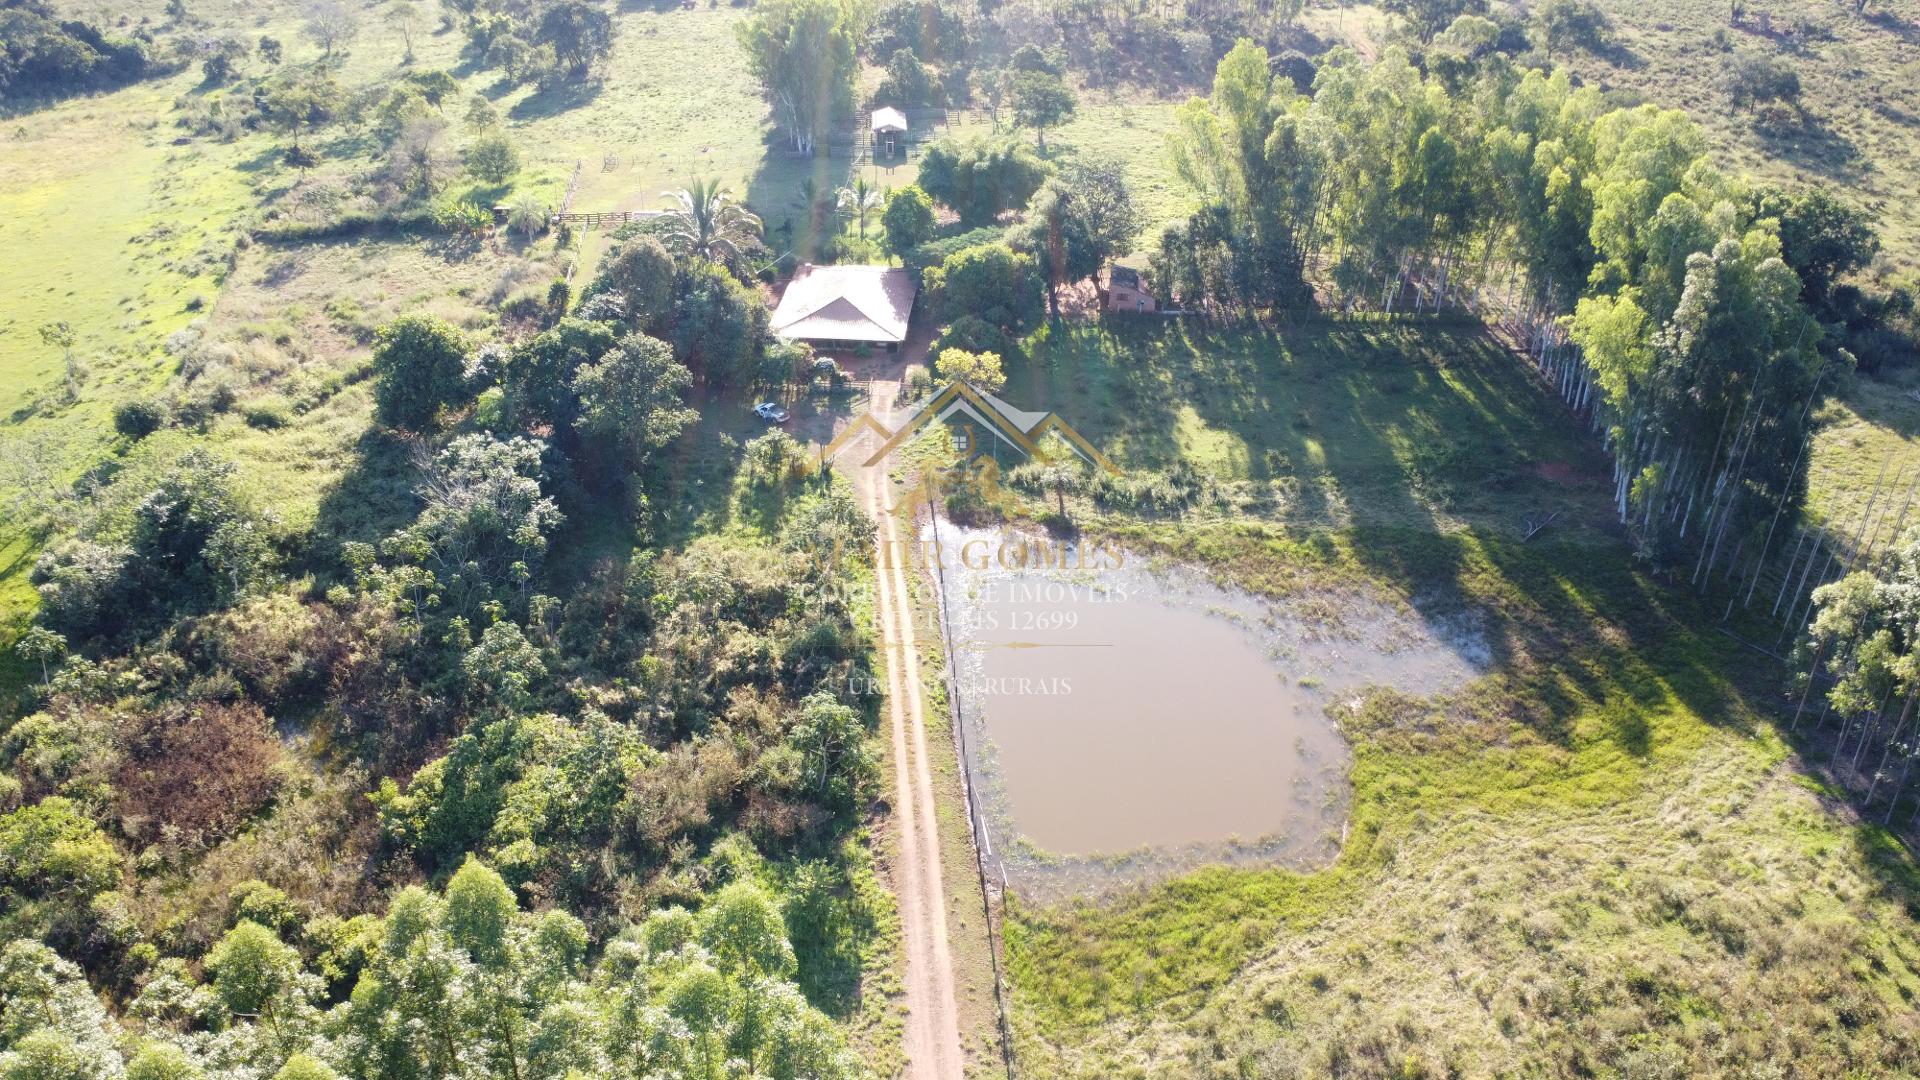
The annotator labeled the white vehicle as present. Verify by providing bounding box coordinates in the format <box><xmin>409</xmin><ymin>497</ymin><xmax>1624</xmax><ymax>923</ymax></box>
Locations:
<box><xmin>753</xmin><ymin>402</ymin><xmax>790</xmax><ymax>423</ymax></box>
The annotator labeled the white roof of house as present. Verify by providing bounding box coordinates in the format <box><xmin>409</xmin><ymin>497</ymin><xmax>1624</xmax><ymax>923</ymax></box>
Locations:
<box><xmin>871</xmin><ymin>107</ymin><xmax>909</xmax><ymax>132</ymax></box>
<box><xmin>771</xmin><ymin>264</ymin><xmax>917</xmax><ymax>344</ymax></box>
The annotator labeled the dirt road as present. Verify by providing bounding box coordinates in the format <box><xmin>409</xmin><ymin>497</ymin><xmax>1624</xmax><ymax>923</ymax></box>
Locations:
<box><xmin>848</xmin><ymin>380</ymin><xmax>967</xmax><ymax>1080</ymax></box>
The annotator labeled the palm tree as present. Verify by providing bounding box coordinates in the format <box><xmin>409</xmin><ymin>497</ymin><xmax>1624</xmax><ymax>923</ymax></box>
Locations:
<box><xmin>660</xmin><ymin>178</ymin><xmax>763</xmax><ymax>265</ymax></box>
<box><xmin>506</xmin><ymin>194</ymin><xmax>547</xmax><ymax>243</ymax></box>
<box><xmin>1039</xmin><ymin>458</ymin><xmax>1079</xmax><ymax>521</ymax></box>
<box><xmin>835</xmin><ymin>177</ymin><xmax>884</xmax><ymax>240</ymax></box>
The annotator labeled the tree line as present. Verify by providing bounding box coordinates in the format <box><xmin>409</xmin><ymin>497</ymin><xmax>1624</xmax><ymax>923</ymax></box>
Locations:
<box><xmin>1148</xmin><ymin>34</ymin><xmax>1918</xmax><ymax>825</ymax></box>
<box><xmin>1148</xmin><ymin>36</ymin><xmax>1909</xmax><ymax>583</ymax></box>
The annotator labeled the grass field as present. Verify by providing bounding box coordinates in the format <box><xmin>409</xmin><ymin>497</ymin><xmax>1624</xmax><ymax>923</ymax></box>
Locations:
<box><xmin>993</xmin><ymin>320</ymin><xmax>1920</xmax><ymax>1076</ymax></box>
<box><xmin>1566</xmin><ymin>0</ymin><xmax>1920</xmax><ymax>275</ymax></box>
<box><xmin>1011</xmin><ymin>317</ymin><xmax>1618</xmax><ymax>540</ymax></box>
<box><xmin>1808</xmin><ymin>369</ymin><xmax>1920</xmax><ymax>529</ymax></box>
<box><xmin>0</xmin><ymin>79</ymin><xmax>263</xmax><ymax>622</ymax></box>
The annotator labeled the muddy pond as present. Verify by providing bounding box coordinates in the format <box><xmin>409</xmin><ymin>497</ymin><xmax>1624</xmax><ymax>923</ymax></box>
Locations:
<box><xmin>927</xmin><ymin>522</ymin><xmax>1485</xmax><ymax>896</ymax></box>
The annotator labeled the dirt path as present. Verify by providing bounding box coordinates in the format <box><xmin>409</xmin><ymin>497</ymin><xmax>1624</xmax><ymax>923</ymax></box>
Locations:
<box><xmin>849</xmin><ymin>378</ymin><xmax>967</xmax><ymax>1080</ymax></box>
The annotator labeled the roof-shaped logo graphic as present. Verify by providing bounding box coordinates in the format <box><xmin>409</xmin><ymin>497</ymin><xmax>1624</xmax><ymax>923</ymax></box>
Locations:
<box><xmin>824</xmin><ymin>381</ymin><xmax>1118</xmax><ymax>473</ymax></box>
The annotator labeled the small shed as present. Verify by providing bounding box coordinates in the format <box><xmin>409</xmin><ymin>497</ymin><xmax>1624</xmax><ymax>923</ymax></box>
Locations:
<box><xmin>871</xmin><ymin>107</ymin><xmax>909</xmax><ymax>157</ymax></box>
<box><xmin>1100</xmin><ymin>264</ymin><xmax>1157</xmax><ymax>314</ymax></box>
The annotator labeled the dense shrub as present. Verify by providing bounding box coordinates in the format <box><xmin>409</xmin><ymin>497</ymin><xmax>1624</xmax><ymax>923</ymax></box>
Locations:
<box><xmin>1085</xmin><ymin>462</ymin><xmax>1220</xmax><ymax>515</ymax></box>
<box><xmin>254</xmin><ymin>206</ymin><xmax>437</xmax><ymax>244</ymax></box>
<box><xmin>933</xmin><ymin>313</ymin><xmax>1016</xmax><ymax>358</ymax></box>
<box><xmin>0</xmin><ymin>4</ymin><xmax>152</xmax><ymax>105</ymax></box>
<box><xmin>370</xmin><ymin>314</ymin><xmax>472</xmax><ymax>431</ymax></box>
<box><xmin>31</xmin><ymin>452</ymin><xmax>269</xmax><ymax>644</ymax></box>
<box><xmin>903</xmin><ymin>225</ymin><xmax>1007</xmax><ymax>274</ymax></box>
<box><xmin>0</xmin><ymin>798</ymin><xmax>120</xmax><ymax>954</ymax></box>
<box><xmin>114</xmin><ymin>700</ymin><xmax>281</xmax><ymax>843</ymax></box>
<box><xmin>431</xmin><ymin>197</ymin><xmax>492</xmax><ymax>236</ymax></box>
<box><xmin>921</xmin><ymin>243</ymin><xmax>1044</xmax><ymax>332</ymax></box>
<box><xmin>112</xmin><ymin>399</ymin><xmax>167</xmax><ymax>440</ymax></box>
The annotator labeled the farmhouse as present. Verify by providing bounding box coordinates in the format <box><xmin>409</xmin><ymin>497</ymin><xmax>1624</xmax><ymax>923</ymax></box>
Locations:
<box><xmin>771</xmin><ymin>263</ymin><xmax>918</xmax><ymax>353</ymax></box>
<box><xmin>1098</xmin><ymin>264</ymin><xmax>1157</xmax><ymax>313</ymax></box>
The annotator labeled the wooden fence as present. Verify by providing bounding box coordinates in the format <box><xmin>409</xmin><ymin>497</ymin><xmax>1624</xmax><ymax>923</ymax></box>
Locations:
<box><xmin>552</xmin><ymin>209</ymin><xmax>666</xmax><ymax>229</ymax></box>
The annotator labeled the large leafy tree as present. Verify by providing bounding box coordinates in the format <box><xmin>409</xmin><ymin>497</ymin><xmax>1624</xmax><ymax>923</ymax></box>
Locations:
<box><xmin>916</xmin><ymin>137</ymin><xmax>1049</xmax><ymax>226</ymax></box>
<box><xmin>257</xmin><ymin>71</ymin><xmax>341</xmax><ymax>156</ymax></box>
<box><xmin>735</xmin><ymin>0</ymin><xmax>863</xmax><ymax>155</ymax></box>
<box><xmin>881</xmin><ymin>185</ymin><xmax>937</xmax><ymax>255</ymax></box>
<box><xmin>1751</xmin><ymin>185</ymin><xmax>1879</xmax><ymax>310</ymax></box>
<box><xmin>1007</xmin><ymin>68</ymin><xmax>1075</xmax><ymax>151</ymax></box>
<box><xmin>535</xmin><ymin>0</ymin><xmax>615</xmax><ymax>80</ymax></box>
<box><xmin>363</xmin><ymin>434</ymin><xmax>564</xmax><ymax>621</ymax></box>
<box><xmin>371</xmin><ymin>313</ymin><xmax>471</xmax><ymax>431</ymax></box>
<box><xmin>670</xmin><ymin>261</ymin><xmax>771</xmax><ymax>388</ymax></box>
<box><xmin>206</xmin><ymin>921</ymin><xmax>308</xmax><ymax>1043</ymax></box>
<box><xmin>1381</xmin><ymin>0</ymin><xmax>1487</xmax><ymax>41</ymax></box>
<box><xmin>571</xmin><ymin>333</ymin><xmax>698</xmax><ymax>484</ymax></box>
<box><xmin>1009</xmin><ymin>181</ymin><xmax>1101</xmax><ymax>318</ymax></box>
<box><xmin>1155</xmin><ymin>40</ymin><xmax>1321</xmax><ymax>313</ymax></box>
<box><xmin>788</xmin><ymin>691</ymin><xmax>877</xmax><ymax>808</ymax></box>
<box><xmin>504</xmin><ymin>317</ymin><xmax>620</xmax><ymax>429</ymax></box>
<box><xmin>597</xmin><ymin>235</ymin><xmax>678</xmax><ymax>329</ymax></box>
<box><xmin>1060</xmin><ymin>156</ymin><xmax>1142</xmax><ymax>268</ymax></box>
<box><xmin>922</xmin><ymin>243</ymin><xmax>1045</xmax><ymax>332</ymax></box>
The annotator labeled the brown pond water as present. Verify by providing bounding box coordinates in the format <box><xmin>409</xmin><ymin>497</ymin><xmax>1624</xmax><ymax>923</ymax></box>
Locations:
<box><xmin>928</xmin><ymin>522</ymin><xmax>1484</xmax><ymax>895</ymax></box>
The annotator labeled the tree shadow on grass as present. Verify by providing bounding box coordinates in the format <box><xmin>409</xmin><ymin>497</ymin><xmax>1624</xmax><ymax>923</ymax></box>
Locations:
<box><xmin>1864</xmin><ymin>7</ymin><xmax>1920</xmax><ymax>43</ymax></box>
<box><xmin>305</xmin><ymin>427</ymin><xmax>424</xmax><ymax>579</ymax></box>
<box><xmin>233</xmin><ymin>143</ymin><xmax>288</xmax><ymax>175</ymax></box>
<box><xmin>1848</xmin><ymin>820</ymin><xmax>1920</xmax><ymax>917</ymax></box>
<box><xmin>1754</xmin><ymin>112</ymin><xmax>1864</xmax><ymax>179</ymax></box>
<box><xmin>507</xmin><ymin>79</ymin><xmax>606</xmax><ymax>122</ymax></box>
<box><xmin>1067</xmin><ymin>313</ymin><xmax>1773</xmax><ymax>752</ymax></box>
<box><xmin>1012</xmin><ymin>318</ymin><xmax>1187</xmax><ymax>468</ymax></box>
<box><xmin>745</xmin><ymin>139</ymin><xmax>856</xmax><ymax>266</ymax></box>
<box><xmin>645</xmin><ymin>394</ymin><xmax>758</xmax><ymax>549</ymax></box>
<box><xmin>1589</xmin><ymin>40</ymin><xmax>1645</xmax><ymax>70</ymax></box>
